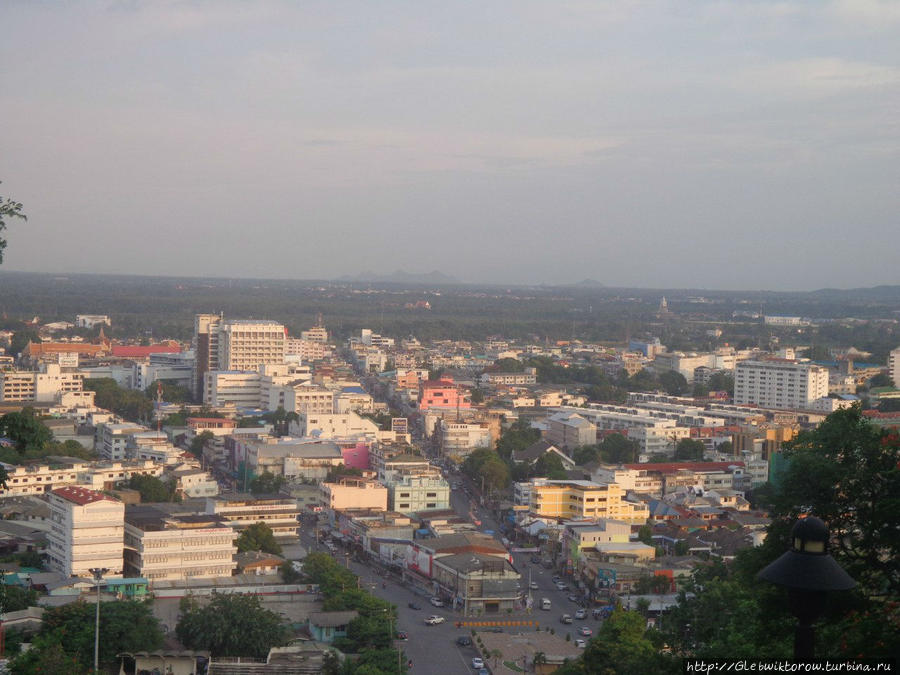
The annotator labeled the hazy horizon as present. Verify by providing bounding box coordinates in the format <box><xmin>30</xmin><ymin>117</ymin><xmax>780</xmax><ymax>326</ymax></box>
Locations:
<box><xmin>2</xmin><ymin>1</ymin><xmax>898</xmax><ymax>291</ymax></box>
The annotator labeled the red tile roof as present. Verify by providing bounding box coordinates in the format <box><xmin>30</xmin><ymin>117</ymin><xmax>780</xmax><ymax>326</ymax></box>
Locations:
<box><xmin>51</xmin><ymin>486</ymin><xmax>118</xmax><ymax>506</ymax></box>
<box><xmin>111</xmin><ymin>341</ymin><xmax>181</xmax><ymax>358</ymax></box>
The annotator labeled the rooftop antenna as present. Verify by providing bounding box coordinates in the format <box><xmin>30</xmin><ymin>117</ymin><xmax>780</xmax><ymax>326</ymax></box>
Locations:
<box><xmin>156</xmin><ymin>380</ymin><xmax>163</xmax><ymax>433</ymax></box>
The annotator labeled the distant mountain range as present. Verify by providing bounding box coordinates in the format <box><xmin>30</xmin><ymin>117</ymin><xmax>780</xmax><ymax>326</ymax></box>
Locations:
<box><xmin>337</xmin><ymin>269</ymin><xmax>460</xmax><ymax>284</ymax></box>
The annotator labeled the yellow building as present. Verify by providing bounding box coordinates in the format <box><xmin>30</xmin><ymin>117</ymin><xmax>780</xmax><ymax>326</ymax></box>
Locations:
<box><xmin>321</xmin><ymin>477</ymin><xmax>388</xmax><ymax>512</ymax></box>
<box><xmin>529</xmin><ymin>480</ymin><xmax>649</xmax><ymax>524</ymax></box>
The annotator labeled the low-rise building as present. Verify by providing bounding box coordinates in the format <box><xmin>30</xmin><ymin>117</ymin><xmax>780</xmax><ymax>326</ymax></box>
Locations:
<box><xmin>432</xmin><ymin>553</ymin><xmax>521</xmax><ymax>615</ymax></box>
<box><xmin>123</xmin><ymin>506</ymin><xmax>236</xmax><ymax>581</ymax></box>
<box><xmin>205</xmin><ymin>493</ymin><xmax>300</xmax><ymax>539</ymax></box>
<box><xmin>321</xmin><ymin>477</ymin><xmax>388</xmax><ymax>512</ymax></box>
<box><xmin>529</xmin><ymin>479</ymin><xmax>649</xmax><ymax>524</ymax></box>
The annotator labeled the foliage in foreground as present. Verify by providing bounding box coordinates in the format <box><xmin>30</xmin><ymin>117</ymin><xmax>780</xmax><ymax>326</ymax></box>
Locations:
<box><xmin>176</xmin><ymin>592</ymin><xmax>289</xmax><ymax>658</ymax></box>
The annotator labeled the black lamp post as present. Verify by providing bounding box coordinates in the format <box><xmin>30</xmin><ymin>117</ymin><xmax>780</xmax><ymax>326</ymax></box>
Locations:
<box><xmin>757</xmin><ymin>516</ymin><xmax>855</xmax><ymax>661</ymax></box>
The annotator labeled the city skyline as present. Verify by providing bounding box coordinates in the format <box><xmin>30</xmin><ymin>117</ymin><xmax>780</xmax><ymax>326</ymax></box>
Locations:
<box><xmin>2</xmin><ymin>1</ymin><xmax>898</xmax><ymax>291</ymax></box>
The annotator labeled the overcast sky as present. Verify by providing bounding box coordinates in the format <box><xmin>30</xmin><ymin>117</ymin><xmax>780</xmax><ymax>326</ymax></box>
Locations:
<box><xmin>1</xmin><ymin>1</ymin><xmax>898</xmax><ymax>290</ymax></box>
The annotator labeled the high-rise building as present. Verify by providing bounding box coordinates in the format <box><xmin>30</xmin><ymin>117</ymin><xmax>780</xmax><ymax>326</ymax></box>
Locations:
<box><xmin>47</xmin><ymin>486</ymin><xmax>124</xmax><ymax>577</ymax></box>
<box><xmin>734</xmin><ymin>360</ymin><xmax>829</xmax><ymax>410</ymax></box>
<box><xmin>890</xmin><ymin>347</ymin><xmax>900</xmax><ymax>388</ymax></box>
<box><xmin>193</xmin><ymin>313</ymin><xmax>222</xmax><ymax>398</ymax></box>
<box><xmin>217</xmin><ymin>320</ymin><xmax>286</xmax><ymax>372</ymax></box>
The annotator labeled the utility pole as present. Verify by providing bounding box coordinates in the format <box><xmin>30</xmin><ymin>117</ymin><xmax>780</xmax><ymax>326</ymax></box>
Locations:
<box><xmin>90</xmin><ymin>567</ymin><xmax>109</xmax><ymax>674</ymax></box>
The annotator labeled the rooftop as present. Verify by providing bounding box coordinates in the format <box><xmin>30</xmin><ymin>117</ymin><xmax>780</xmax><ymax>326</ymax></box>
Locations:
<box><xmin>51</xmin><ymin>486</ymin><xmax>119</xmax><ymax>506</ymax></box>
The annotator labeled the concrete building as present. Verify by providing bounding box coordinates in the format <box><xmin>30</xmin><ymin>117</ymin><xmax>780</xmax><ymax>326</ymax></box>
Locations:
<box><xmin>285</xmin><ymin>383</ymin><xmax>335</xmax><ymax>415</ymax></box>
<box><xmin>528</xmin><ymin>479</ymin><xmax>649</xmax><ymax>524</ymax></box>
<box><xmin>75</xmin><ymin>315</ymin><xmax>111</xmax><ymax>329</ymax></box>
<box><xmin>47</xmin><ymin>486</ymin><xmax>124</xmax><ymax>577</ymax></box>
<box><xmin>891</xmin><ymin>347</ymin><xmax>900</xmax><ymax>388</ymax></box>
<box><xmin>123</xmin><ymin>506</ymin><xmax>236</xmax><ymax>581</ymax></box>
<box><xmin>232</xmin><ymin>437</ymin><xmax>344</xmax><ymax>483</ymax></box>
<box><xmin>0</xmin><ymin>364</ymin><xmax>84</xmax><ymax>403</ymax></box>
<box><xmin>299</xmin><ymin>411</ymin><xmax>380</xmax><ymax>441</ymax></box>
<box><xmin>205</xmin><ymin>493</ymin><xmax>300</xmax><ymax>539</ymax></box>
<box><xmin>438</xmin><ymin>420</ymin><xmax>492</xmax><ymax>459</ymax></box>
<box><xmin>418</xmin><ymin>376</ymin><xmax>471</xmax><ymax>412</ymax></box>
<box><xmin>545</xmin><ymin>411</ymin><xmax>595</xmax><ymax>451</ymax></box>
<box><xmin>321</xmin><ymin>477</ymin><xmax>388</xmax><ymax>512</ymax></box>
<box><xmin>217</xmin><ymin>320</ymin><xmax>286</xmax><ymax>372</ymax></box>
<box><xmin>384</xmin><ymin>472</ymin><xmax>451</xmax><ymax>514</ymax></box>
<box><xmin>203</xmin><ymin>370</ymin><xmax>262</xmax><ymax>408</ymax></box>
<box><xmin>432</xmin><ymin>554</ymin><xmax>521</xmax><ymax>615</ymax></box>
<box><xmin>96</xmin><ymin>422</ymin><xmax>151</xmax><ymax>461</ymax></box>
<box><xmin>479</xmin><ymin>369</ymin><xmax>538</xmax><ymax>386</ymax></box>
<box><xmin>734</xmin><ymin>360</ymin><xmax>829</xmax><ymax>410</ymax></box>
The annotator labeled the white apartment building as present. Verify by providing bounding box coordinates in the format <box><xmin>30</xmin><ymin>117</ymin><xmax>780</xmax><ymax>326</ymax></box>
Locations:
<box><xmin>285</xmin><ymin>338</ymin><xmax>326</xmax><ymax>362</ymax></box>
<box><xmin>47</xmin><ymin>486</ymin><xmax>124</xmax><ymax>577</ymax></box>
<box><xmin>298</xmin><ymin>411</ymin><xmax>380</xmax><ymax>440</ymax></box>
<box><xmin>439</xmin><ymin>420</ymin><xmax>491</xmax><ymax>458</ymax></box>
<box><xmin>335</xmin><ymin>388</ymin><xmax>375</xmax><ymax>414</ymax></box>
<box><xmin>204</xmin><ymin>370</ymin><xmax>262</xmax><ymax>408</ymax></box>
<box><xmin>385</xmin><ymin>473</ymin><xmax>451</xmax><ymax>514</ymax></box>
<box><xmin>75</xmin><ymin>315</ymin><xmax>111</xmax><ymax>328</ymax></box>
<box><xmin>205</xmin><ymin>493</ymin><xmax>301</xmax><ymax>539</ymax></box>
<box><xmin>479</xmin><ymin>370</ymin><xmax>538</xmax><ymax>386</ymax></box>
<box><xmin>891</xmin><ymin>347</ymin><xmax>900</xmax><ymax>388</ymax></box>
<box><xmin>97</xmin><ymin>423</ymin><xmax>150</xmax><ymax>461</ymax></box>
<box><xmin>0</xmin><ymin>459</ymin><xmax>165</xmax><ymax>499</ymax></box>
<box><xmin>734</xmin><ymin>360</ymin><xmax>829</xmax><ymax>410</ymax></box>
<box><xmin>124</xmin><ymin>507</ymin><xmax>236</xmax><ymax>581</ymax></box>
<box><xmin>217</xmin><ymin>320</ymin><xmax>286</xmax><ymax>372</ymax></box>
<box><xmin>0</xmin><ymin>364</ymin><xmax>84</xmax><ymax>403</ymax></box>
<box><xmin>285</xmin><ymin>384</ymin><xmax>335</xmax><ymax>415</ymax></box>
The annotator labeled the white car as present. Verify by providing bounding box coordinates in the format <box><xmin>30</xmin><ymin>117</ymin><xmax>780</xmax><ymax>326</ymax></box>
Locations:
<box><xmin>574</xmin><ymin>608</ymin><xmax>586</xmax><ymax>619</ymax></box>
<box><xmin>575</xmin><ymin>638</ymin><xmax>586</xmax><ymax>648</ymax></box>
<box><xmin>424</xmin><ymin>615</ymin><xmax>445</xmax><ymax>625</ymax></box>
<box><xmin>472</xmin><ymin>658</ymin><xmax>485</xmax><ymax>669</ymax></box>
<box><xmin>529</xmin><ymin>581</ymin><xmax>539</xmax><ymax>590</ymax></box>
<box><xmin>430</xmin><ymin>597</ymin><xmax>444</xmax><ymax>607</ymax></box>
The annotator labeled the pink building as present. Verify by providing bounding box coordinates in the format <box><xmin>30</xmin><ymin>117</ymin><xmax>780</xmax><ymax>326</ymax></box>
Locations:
<box><xmin>419</xmin><ymin>377</ymin><xmax>471</xmax><ymax>411</ymax></box>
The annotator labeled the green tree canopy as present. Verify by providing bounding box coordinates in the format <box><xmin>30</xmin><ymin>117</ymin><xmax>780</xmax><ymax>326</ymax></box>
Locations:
<box><xmin>176</xmin><ymin>592</ymin><xmax>289</xmax><ymax>658</ymax></box>
<box><xmin>236</xmin><ymin>522</ymin><xmax>283</xmax><ymax>555</ymax></box>
<box><xmin>495</xmin><ymin>418</ymin><xmax>540</xmax><ymax>459</ymax></box>
<box><xmin>599</xmin><ymin>433</ymin><xmax>639</xmax><ymax>464</ymax></box>
<box><xmin>146</xmin><ymin>379</ymin><xmax>193</xmax><ymax>404</ymax></box>
<box><xmin>250</xmin><ymin>471</ymin><xmax>286</xmax><ymax>495</ymax></box>
<box><xmin>189</xmin><ymin>429</ymin><xmax>215</xmax><ymax>458</ymax></box>
<box><xmin>572</xmin><ymin>445</ymin><xmax>600</xmax><ymax>466</ymax></box>
<box><xmin>11</xmin><ymin>599</ymin><xmax>163</xmax><ymax>672</ymax></box>
<box><xmin>0</xmin><ymin>408</ymin><xmax>52</xmax><ymax>452</ymax></box>
<box><xmin>127</xmin><ymin>474</ymin><xmax>178</xmax><ymax>502</ymax></box>
<box><xmin>83</xmin><ymin>378</ymin><xmax>153</xmax><ymax>422</ymax></box>
<box><xmin>674</xmin><ymin>438</ymin><xmax>705</xmax><ymax>461</ymax></box>
<box><xmin>531</xmin><ymin>452</ymin><xmax>568</xmax><ymax>480</ymax></box>
<box><xmin>658</xmin><ymin>370</ymin><xmax>688</xmax><ymax>396</ymax></box>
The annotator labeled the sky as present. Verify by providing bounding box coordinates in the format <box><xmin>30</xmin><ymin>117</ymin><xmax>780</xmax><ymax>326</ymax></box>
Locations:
<box><xmin>1</xmin><ymin>1</ymin><xmax>898</xmax><ymax>291</ymax></box>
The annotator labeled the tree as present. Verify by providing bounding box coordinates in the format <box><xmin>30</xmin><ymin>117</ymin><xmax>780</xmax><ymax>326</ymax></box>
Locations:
<box><xmin>879</xmin><ymin>397</ymin><xmax>900</xmax><ymax>412</ymax></box>
<box><xmin>0</xmin><ymin>183</ymin><xmax>26</xmax><ymax>265</ymax></box>
<box><xmin>637</xmin><ymin>524</ymin><xmax>653</xmax><ymax>545</ymax></box>
<box><xmin>493</xmin><ymin>357</ymin><xmax>525</xmax><ymax>372</ymax></box>
<box><xmin>495</xmin><ymin>419</ymin><xmax>540</xmax><ymax>459</ymax></box>
<box><xmin>0</xmin><ymin>408</ymin><xmax>52</xmax><ymax>453</ymax></box>
<box><xmin>189</xmin><ymin>430</ymin><xmax>215</xmax><ymax>458</ymax></box>
<box><xmin>0</xmin><ymin>583</ymin><xmax>39</xmax><ymax>613</ymax></box>
<box><xmin>146</xmin><ymin>379</ymin><xmax>193</xmax><ymax>404</ymax></box>
<box><xmin>658</xmin><ymin>370</ymin><xmax>688</xmax><ymax>396</ymax></box>
<box><xmin>531</xmin><ymin>452</ymin><xmax>568</xmax><ymax>480</ymax></box>
<box><xmin>8</xmin><ymin>328</ymin><xmax>40</xmax><ymax>358</ymax></box>
<box><xmin>12</xmin><ymin>599</ymin><xmax>163</xmax><ymax>672</ymax></box>
<box><xmin>176</xmin><ymin>592</ymin><xmax>288</xmax><ymax>658</ymax></box>
<box><xmin>868</xmin><ymin>373</ymin><xmax>893</xmax><ymax>388</ymax></box>
<box><xmin>250</xmin><ymin>471</ymin><xmax>286</xmax><ymax>495</ymax></box>
<box><xmin>573</xmin><ymin>445</ymin><xmax>600</xmax><ymax>466</ymax></box>
<box><xmin>470</xmin><ymin>387</ymin><xmax>485</xmax><ymax>404</ymax></box>
<box><xmin>674</xmin><ymin>438</ymin><xmax>705</xmax><ymax>461</ymax></box>
<box><xmin>599</xmin><ymin>433</ymin><xmax>639</xmax><ymax>464</ymax></box>
<box><xmin>707</xmin><ymin>372</ymin><xmax>734</xmax><ymax>396</ymax></box>
<box><xmin>127</xmin><ymin>474</ymin><xmax>178</xmax><ymax>502</ymax></box>
<box><xmin>236</xmin><ymin>522</ymin><xmax>283</xmax><ymax>555</ymax></box>
<box><xmin>83</xmin><ymin>378</ymin><xmax>153</xmax><ymax>422</ymax></box>
<box><xmin>280</xmin><ymin>560</ymin><xmax>304</xmax><ymax>583</ymax></box>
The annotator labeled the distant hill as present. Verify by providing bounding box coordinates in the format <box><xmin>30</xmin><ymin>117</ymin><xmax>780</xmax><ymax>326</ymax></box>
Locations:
<box><xmin>573</xmin><ymin>278</ymin><xmax>606</xmax><ymax>288</ymax></box>
<box><xmin>337</xmin><ymin>270</ymin><xmax>460</xmax><ymax>284</ymax></box>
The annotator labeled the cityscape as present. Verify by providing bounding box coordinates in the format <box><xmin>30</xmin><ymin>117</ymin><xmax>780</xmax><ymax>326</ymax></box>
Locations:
<box><xmin>1</xmin><ymin>1</ymin><xmax>899</xmax><ymax>674</ymax></box>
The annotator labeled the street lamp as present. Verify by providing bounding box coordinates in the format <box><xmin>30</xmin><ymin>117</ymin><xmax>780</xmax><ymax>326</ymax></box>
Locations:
<box><xmin>757</xmin><ymin>516</ymin><xmax>855</xmax><ymax>661</ymax></box>
<box><xmin>89</xmin><ymin>567</ymin><xmax>109</xmax><ymax>674</ymax></box>
<box><xmin>382</xmin><ymin>609</ymin><xmax>402</xmax><ymax>674</ymax></box>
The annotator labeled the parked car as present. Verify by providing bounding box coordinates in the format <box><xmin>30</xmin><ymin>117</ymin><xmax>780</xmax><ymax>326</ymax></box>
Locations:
<box><xmin>472</xmin><ymin>658</ymin><xmax>485</xmax><ymax>669</ymax></box>
<box><xmin>408</xmin><ymin>601</ymin><xmax>422</xmax><ymax>610</ymax></box>
<box><xmin>568</xmin><ymin>593</ymin><xmax>580</xmax><ymax>603</ymax></box>
<box><xmin>425</xmin><ymin>615</ymin><xmax>445</xmax><ymax>625</ymax></box>
<box><xmin>456</xmin><ymin>636</ymin><xmax>473</xmax><ymax>646</ymax></box>
<box><xmin>396</xmin><ymin>631</ymin><xmax>408</xmax><ymax>640</ymax></box>
<box><xmin>575</xmin><ymin>609</ymin><xmax>587</xmax><ymax>619</ymax></box>
<box><xmin>555</xmin><ymin>582</ymin><xmax>567</xmax><ymax>591</ymax></box>
<box><xmin>575</xmin><ymin>638</ymin><xmax>587</xmax><ymax>648</ymax></box>
<box><xmin>552</xmin><ymin>575</ymin><xmax>561</xmax><ymax>583</ymax></box>
<box><xmin>579</xmin><ymin>626</ymin><xmax>593</xmax><ymax>636</ymax></box>
<box><xmin>430</xmin><ymin>597</ymin><xmax>444</xmax><ymax>607</ymax></box>
<box><xmin>478</xmin><ymin>670</ymin><xmax>490</xmax><ymax>675</ymax></box>
<box><xmin>560</xmin><ymin>614</ymin><xmax>573</xmax><ymax>624</ymax></box>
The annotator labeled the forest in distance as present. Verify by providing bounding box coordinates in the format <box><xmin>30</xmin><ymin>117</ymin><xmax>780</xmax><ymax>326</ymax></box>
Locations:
<box><xmin>1</xmin><ymin>271</ymin><xmax>900</xmax><ymax>358</ymax></box>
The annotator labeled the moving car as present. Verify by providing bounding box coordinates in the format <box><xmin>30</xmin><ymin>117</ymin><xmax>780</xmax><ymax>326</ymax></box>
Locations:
<box><xmin>575</xmin><ymin>638</ymin><xmax>587</xmax><ymax>648</ymax></box>
<box><xmin>529</xmin><ymin>581</ymin><xmax>539</xmax><ymax>590</ymax></box>
<box><xmin>472</xmin><ymin>658</ymin><xmax>485</xmax><ymax>669</ymax></box>
<box><xmin>408</xmin><ymin>601</ymin><xmax>422</xmax><ymax>610</ymax></box>
<box><xmin>579</xmin><ymin>626</ymin><xmax>593</xmax><ymax>636</ymax></box>
<box><xmin>541</xmin><ymin>598</ymin><xmax>552</xmax><ymax>610</ymax></box>
<box><xmin>560</xmin><ymin>614</ymin><xmax>573</xmax><ymax>624</ymax></box>
<box><xmin>425</xmin><ymin>615</ymin><xmax>445</xmax><ymax>625</ymax></box>
<box><xmin>430</xmin><ymin>597</ymin><xmax>444</xmax><ymax>607</ymax></box>
<box><xmin>574</xmin><ymin>608</ymin><xmax>586</xmax><ymax>619</ymax></box>
<box><xmin>568</xmin><ymin>593</ymin><xmax>580</xmax><ymax>603</ymax></box>
<box><xmin>555</xmin><ymin>582</ymin><xmax>567</xmax><ymax>591</ymax></box>
<box><xmin>396</xmin><ymin>631</ymin><xmax>408</xmax><ymax>640</ymax></box>
<box><xmin>456</xmin><ymin>636</ymin><xmax>473</xmax><ymax>646</ymax></box>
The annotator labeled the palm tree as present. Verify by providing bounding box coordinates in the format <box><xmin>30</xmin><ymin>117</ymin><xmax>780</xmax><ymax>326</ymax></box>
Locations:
<box><xmin>490</xmin><ymin>649</ymin><xmax>502</xmax><ymax>669</ymax></box>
